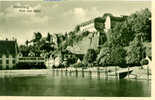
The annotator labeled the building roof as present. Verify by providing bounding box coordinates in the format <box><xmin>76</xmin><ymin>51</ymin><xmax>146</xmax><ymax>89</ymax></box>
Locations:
<box><xmin>0</xmin><ymin>40</ymin><xmax>18</xmax><ymax>57</ymax></box>
<box><xmin>103</xmin><ymin>13</ymin><xmax>127</xmax><ymax>21</ymax></box>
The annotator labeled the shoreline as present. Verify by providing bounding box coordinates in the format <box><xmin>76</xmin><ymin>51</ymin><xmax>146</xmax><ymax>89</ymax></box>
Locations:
<box><xmin>0</xmin><ymin>67</ymin><xmax>151</xmax><ymax>80</ymax></box>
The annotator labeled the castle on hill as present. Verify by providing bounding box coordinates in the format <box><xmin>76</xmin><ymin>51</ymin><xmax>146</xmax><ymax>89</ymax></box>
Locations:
<box><xmin>67</xmin><ymin>13</ymin><xmax>127</xmax><ymax>54</ymax></box>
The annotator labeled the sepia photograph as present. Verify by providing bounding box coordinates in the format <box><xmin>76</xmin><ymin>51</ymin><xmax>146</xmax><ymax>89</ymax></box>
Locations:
<box><xmin>0</xmin><ymin>0</ymin><xmax>152</xmax><ymax>98</ymax></box>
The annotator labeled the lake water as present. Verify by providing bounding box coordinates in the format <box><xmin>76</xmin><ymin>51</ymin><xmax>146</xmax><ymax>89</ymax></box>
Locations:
<box><xmin>0</xmin><ymin>72</ymin><xmax>151</xmax><ymax>97</ymax></box>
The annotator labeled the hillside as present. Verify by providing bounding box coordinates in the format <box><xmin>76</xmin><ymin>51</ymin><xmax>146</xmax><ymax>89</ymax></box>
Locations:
<box><xmin>67</xmin><ymin>32</ymin><xmax>99</xmax><ymax>54</ymax></box>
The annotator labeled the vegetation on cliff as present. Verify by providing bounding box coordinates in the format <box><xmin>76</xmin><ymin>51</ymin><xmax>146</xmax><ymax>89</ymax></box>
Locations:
<box><xmin>18</xmin><ymin>8</ymin><xmax>151</xmax><ymax>68</ymax></box>
<box><xmin>97</xmin><ymin>8</ymin><xmax>151</xmax><ymax>67</ymax></box>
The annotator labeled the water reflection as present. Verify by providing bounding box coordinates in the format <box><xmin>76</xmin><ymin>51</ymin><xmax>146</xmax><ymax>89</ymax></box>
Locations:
<box><xmin>0</xmin><ymin>74</ymin><xmax>151</xmax><ymax>97</ymax></box>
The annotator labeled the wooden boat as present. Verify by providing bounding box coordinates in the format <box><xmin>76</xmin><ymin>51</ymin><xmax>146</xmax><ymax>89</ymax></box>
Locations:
<box><xmin>118</xmin><ymin>69</ymin><xmax>133</xmax><ymax>79</ymax></box>
<box><xmin>108</xmin><ymin>68</ymin><xmax>133</xmax><ymax>79</ymax></box>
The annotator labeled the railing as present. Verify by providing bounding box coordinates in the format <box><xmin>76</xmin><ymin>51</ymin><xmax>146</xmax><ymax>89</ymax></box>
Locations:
<box><xmin>18</xmin><ymin>57</ymin><xmax>45</xmax><ymax>63</ymax></box>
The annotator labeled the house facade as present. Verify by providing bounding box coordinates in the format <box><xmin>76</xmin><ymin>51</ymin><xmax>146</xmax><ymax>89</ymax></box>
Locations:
<box><xmin>78</xmin><ymin>19</ymin><xmax>97</xmax><ymax>32</ymax></box>
<box><xmin>0</xmin><ymin>40</ymin><xmax>18</xmax><ymax>70</ymax></box>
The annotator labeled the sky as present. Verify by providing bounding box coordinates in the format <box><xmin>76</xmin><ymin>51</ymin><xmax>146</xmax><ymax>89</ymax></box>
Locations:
<box><xmin>0</xmin><ymin>0</ymin><xmax>151</xmax><ymax>45</ymax></box>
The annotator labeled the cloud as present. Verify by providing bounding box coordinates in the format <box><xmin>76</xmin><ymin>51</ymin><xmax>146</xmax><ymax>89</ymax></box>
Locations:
<box><xmin>73</xmin><ymin>8</ymin><xmax>86</xmax><ymax>18</ymax></box>
<box><xmin>0</xmin><ymin>2</ymin><xmax>50</xmax><ymax>31</ymax></box>
<box><xmin>0</xmin><ymin>2</ymin><xmax>50</xmax><ymax>44</ymax></box>
<box><xmin>63</xmin><ymin>7</ymin><xmax>101</xmax><ymax>24</ymax></box>
<box><xmin>0</xmin><ymin>3</ymin><xmax>48</xmax><ymax>23</ymax></box>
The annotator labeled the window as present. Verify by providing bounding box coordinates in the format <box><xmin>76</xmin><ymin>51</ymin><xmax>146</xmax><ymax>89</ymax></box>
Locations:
<box><xmin>6</xmin><ymin>60</ymin><xmax>9</xmax><ymax>64</ymax></box>
<box><xmin>12</xmin><ymin>60</ymin><xmax>16</xmax><ymax>64</ymax></box>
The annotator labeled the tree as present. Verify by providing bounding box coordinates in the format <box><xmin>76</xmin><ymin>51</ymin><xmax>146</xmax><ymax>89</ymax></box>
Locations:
<box><xmin>99</xmin><ymin>31</ymin><xmax>107</xmax><ymax>46</ymax></box>
<box><xmin>97</xmin><ymin>47</ymin><xmax>111</xmax><ymax>66</ymax></box>
<box><xmin>97</xmin><ymin>45</ymin><xmax>126</xmax><ymax>66</ymax></box>
<box><xmin>19</xmin><ymin>45</ymin><xmax>30</xmax><ymax>57</ymax></box>
<box><xmin>40</xmin><ymin>41</ymin><xmax>55</xmax><ymax>53</ymax></box>
<box><xmin>46</xmin><ymin>33</ymin><xmax>52</xmax><ymax>42</ymax></box>
<box><xmin>25</xmin><ymin>40</ymin><xmax>29</xmax><ymax>46</ymax></box>
<box><xmin>110</xmin><ymin>46</ymin><xmax>126</xmax><ymax>66</ymax></box>
<box><xmin>83</xmin><ymin>49</ymin><xmax>97</xmax><ymax>65</ymax></box>
<box><xmin>75</xmin><ymin>25</ymin><xmax>80</xmax><ymax>32</ymax></box>
<box><xmin>94</xmin><ymin>17</ymin><xmax>105</xmax><ymax>32</ymax></box>
<box><xmin>145</xmin><ymin>43</ymin><xmax>151</xmax><ymax>59</ymax></box>
<box><xmin>126</xmin><ymin>34</ymin><xmax>146</xmax><ymax>65</ymax></box>
<box><xmin>33</xmin><ymin>32</ymin><xmax>42</xmax><ymax>43</ymax></box>
<box><xmin>130</xmin><ymin>8</ymin><xmax>151</xmax><ymax>42</ymax></box>
<box><xmin>109</xmin><ymin>8</ymin><xmax>151</xmax><ymax>47</ymax></box>
<box><xmin>28</xmin><ymin>45</ymin><xmax>41</xmax><ymax>57</ymax></box>
<box><xmin>140</xmin><ymin>59</ymin><xmax>149</xmax><ymax>65</ymax></box>
<box><xmin>109</xmin><ymin>21</ymin><xmax>134</xmax><ymax>47</ymax></box>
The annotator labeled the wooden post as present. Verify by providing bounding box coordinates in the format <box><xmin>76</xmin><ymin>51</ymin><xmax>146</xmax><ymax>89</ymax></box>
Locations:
<box><xmin>115</xmin><ymin>66</ymin><xmax>117</xmax><ymax>79</ymax></box>
<box><xmin>105</xmin><ymin>66</ymin><xmax>108</xmax><ymax>80</ymax></box>
<box><xmin>97</xmin><ymin>67</ymin><xmax>100</xmax><ymax>80</ymax></box>
<box><xmin>61</xmin><ymin>68</ymin><xmax>63</xmax><ymax>76</ymax></box>
<box><xmin>69</xmin><ymin>69</ymin><xmax>71</xmax><ymax>76</ymax></box>
<box><xmin>75</xmin><ymin>68</ymin><xmax>78</xmax><ymax>77</ymax></box>
<box><xmin>58</xmin><ymin>68</ymin><xmax>59</xmax><ymax>76</ymax></box>
<box><xmin>105</xmin><ymin>67</ymin><xmax>107</xmax><ymax>79</ymax></box>
<box><xmin>55</xmin><ymin>69</ymin><xmax>56</xmax><ymax>76</ymax></box>
<box><xmin>115</xmin><ymin>66</ymin><xmax>116</xmax><ymax>79</ymax></box>
<box><xmin>58</xmin><ymin>68</ymin><xmax>60</xmax><ymax>75</ymax></box>
<box><xmin>89</xmin><ymin>69</ymin><xmax>92</xmax><ymax>79</ymax></box>
<box><xmin>48</xmin><ymin>59</ymin><xmax>49</xmax><ymax>69</ymax></box>
<box><xmin>65</xmin><ymin>67</ymin><xmax>67</xmax><ymax>76</ymax></box>
<box><xmin>56</xmin><ymin>68</ymin><xmax>58</xmax><ymax>76</ymax></box>
<box><xmin>56</xmin><ymin>68</ymin><xmax>57</xmax><ymax>76</ymax></box>
<box><xmin>128</xmin><ymin>66</ymin><xmax>129</xmax><ymax>79</ymax></box>
<box><xmin>82</xmin><ymin>68</ymin><xmax>84</xmax><ymax>78</ymax></box>
<box><xmin>147</xmin><ymin>65</ymin><xmax>149</xmax><ymax>80</ymax></box>
<box><xmin>53</xmin><ymin>68</ymin><xmax>55</xmax><ymax>76</ymax></box>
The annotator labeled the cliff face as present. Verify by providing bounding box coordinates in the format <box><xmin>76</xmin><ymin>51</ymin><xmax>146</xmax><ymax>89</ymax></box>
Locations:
<box><xmin>67</xmin><ymin>32</ymin><xmax>99</xmax><ymax>54</ymax></box>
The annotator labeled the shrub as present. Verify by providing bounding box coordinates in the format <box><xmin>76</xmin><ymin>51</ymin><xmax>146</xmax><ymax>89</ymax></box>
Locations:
<box><xmin>83</xmin><ymin>49</ymin><xmax>97</xmax><ymax>65</ymax></box>
<box><xmin>126</xmin><ymin>35</ymin><xmax>146</xmax><ymax>65</ymax></box>
<box><xmin>140</xmin><ymin>59</ymin><xmax>149</xmax><ymax>65</ymax></box>
<box><xmin>71</xmin><ymin>63</ymin><xmax>85</xmax><ymax>68</ymax></box>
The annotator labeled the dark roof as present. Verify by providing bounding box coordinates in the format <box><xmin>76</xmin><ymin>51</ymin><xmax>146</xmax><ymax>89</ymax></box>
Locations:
<box><xmin>94</xmin><ymin>14</ymin><xmax>127</xmax><ymax>25</ymax></box>
<box><xmin>0</xmin><ymin>40</ymin><xmax>18</xmax><ymax>57</ymax></box>
<box><xmin>102</xmin><ymin>13</ymin><xmax>127</xmax><ymax>22</ymax></box>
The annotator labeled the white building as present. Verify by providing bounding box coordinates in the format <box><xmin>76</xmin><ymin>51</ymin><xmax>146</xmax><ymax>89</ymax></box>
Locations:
<box><xmin>78</xmin><ymin>19</ymin><xmax>97</xmax><ymax>32</ymax></box>
<box><xmin>0</xmin><ymin>40</ymin><xmax>18</xmax><ymax>70</ymax></box>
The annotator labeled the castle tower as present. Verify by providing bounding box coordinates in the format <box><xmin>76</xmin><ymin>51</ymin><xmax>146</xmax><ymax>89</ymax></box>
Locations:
<box><xmin>104</xmin><ymin>16</ymin><xmax>111</xmax><ymax>33</ymax></box>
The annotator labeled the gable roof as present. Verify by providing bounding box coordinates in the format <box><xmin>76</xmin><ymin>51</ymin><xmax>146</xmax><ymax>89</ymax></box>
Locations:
<box><xmin>0</xmin><ymin>40</ymin><xmax>18</xmax><ymax>57</ymax></box>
